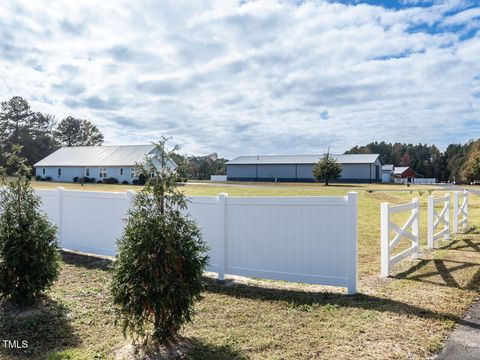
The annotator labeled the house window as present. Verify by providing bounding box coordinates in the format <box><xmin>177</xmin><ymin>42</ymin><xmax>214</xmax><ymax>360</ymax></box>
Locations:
<box><xmin>120</xmin><ymin>168</ymin><xmax>124</xmax><ymax>176</ymax></box>
<box><xmin>99</xmin><ymin>168</ymin><xmax>107</xmax><ymax>178</ymax></box>
<box><xmin>42</xmin><ymin>168</ymin><xmax>45</xmax><ymax>175</ymax></box>
<box><xmin>131</xmin><ymin>169</ymin><xmax>136</xmax><ymax>178</ymax></box>
<box><xmin>57</xmin><ymin>168</ymin><xmax>62</xmax><ymax>177</ymax></box>
<box><xmin>85</xmin><ymin>168</ymin><xmax>90</xmax><ymax>177</ymax></box>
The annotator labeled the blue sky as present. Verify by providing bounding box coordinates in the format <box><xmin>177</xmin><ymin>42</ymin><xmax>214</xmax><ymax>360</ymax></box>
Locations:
<box><xmin>0</xmin><ymin>0</ymin><xmax>479</xmax><ymax>158</ymax></box>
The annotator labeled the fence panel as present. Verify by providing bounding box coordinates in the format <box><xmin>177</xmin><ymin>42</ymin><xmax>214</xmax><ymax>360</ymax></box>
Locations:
<box><xmin>380</xmin><ymin>198</ymin><xmax>419</xmax><ymax>277</ymax></box>
<box><xmin>32</xmin><ymin>188</ymin><xmax>358</xmax><ymax>294</ymax></box>
<box><xmin>427</xmin><ymin>194</ymin><xmax>450</xmax><ymax>249</ymax></box>
<box><xmin>453</xmin><ymin>190</ymin><xmax>468</xmax><ymax>233</ymax></box>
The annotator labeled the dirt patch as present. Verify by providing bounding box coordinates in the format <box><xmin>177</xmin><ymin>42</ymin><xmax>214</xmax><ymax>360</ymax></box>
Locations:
<box><xmin>115</xmin><ymin>339</ymin><xmax>194</xmax><ymax>360</ymax></box>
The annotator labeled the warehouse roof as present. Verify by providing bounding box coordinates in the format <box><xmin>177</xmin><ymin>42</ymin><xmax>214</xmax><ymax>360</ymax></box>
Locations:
<box><xmin>227</xmin><ymin>154</ymin><xmax>381</xmax><ymax>165</ymax></box>
<box><xmin>35</xmin><ymin>145</ymin><xmax>159</xmax><ymax>167</ymax></box>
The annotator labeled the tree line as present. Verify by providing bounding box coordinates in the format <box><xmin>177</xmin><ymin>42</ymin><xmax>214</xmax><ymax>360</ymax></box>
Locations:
<box><xmin>0</xmin><ymin>96</ymin><xmax>104</xmax><ymax>172</ymax></box>
<box><xmin>0</xmin><ymin>96</ymin><xmax>228</xmax><ymax>179</ymax></box>
<box><xmin>345</xmin><ymin>140</ymin><xmax>480</xmax><ymax>183</ymax></box>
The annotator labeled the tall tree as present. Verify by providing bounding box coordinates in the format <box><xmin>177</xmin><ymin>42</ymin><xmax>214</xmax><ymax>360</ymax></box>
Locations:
<box><xmin>0</xmin><ymin>96</ymin><xmax>32</xmax><ymax>143</ymax></box>
<box><xmin>461</xmin><ymin>140</ymin><xmax>480</xmax><ymax>182</ymax></box>
<box><xmin>0</xmin><ymin>96</ymin><xmax>58</xmax><ymax>171</ymax></box>
<box><xmin>55</xmin><ymin>116</ymin><xmax>104</xmax><ymax>146</ymax></box>
<box><xmin>312</xmin><ymin>152</ymin><xmax>342</xmax><ymax>185</ymax></box>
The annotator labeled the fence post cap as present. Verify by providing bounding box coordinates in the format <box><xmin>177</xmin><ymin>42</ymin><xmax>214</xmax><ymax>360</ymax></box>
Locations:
<box><xmin>218</xmin><ymin>192</ymin><xmax>229</xmax><ymax>197</ymax></box>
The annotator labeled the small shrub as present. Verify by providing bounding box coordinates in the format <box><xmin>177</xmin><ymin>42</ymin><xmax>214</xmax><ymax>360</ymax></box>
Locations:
<box><xmin>138</xmin><ymin>173</ymin><xmax>147</xmax><ymax>185</ymax></box>
<box><xmin>103</xmin><ymin>177</ymin><xmax>119</xmax><ymax>184</ymax></box>
<box><xmin>73</xmin><ymin>176</ymin><xmax>79</xmax><ymax>183</ymax></box>
<box><xmin>111</xmin><ymin>137</ymin><xmax>208</xmax><ymax>346</ymax></box>
<box><xmin>132</xmin><ymin>179</ymin><xmax>140</xmax><ymax>185</ymax></box>
<box><xmin>45</xmin><ymin>176</ymin><xmax>52</xmax><ymax>181</ymax></box>
<box><xmin>0</xmin><ymin>146</ymin><xmax>60</xmax><ymax>306</ymax></box>
<box><xmin>122</xmin><ymin>180</ymin><xmax>129</xmax><ymax>185</ymax></box>
<box><xmin>97</xmin><ymin>180</ymin><xmax>103</xmax><ymax>184</ymax></box>
<box><xmin>35</xmin><ymin>175</ymin><xmax>42</xmax><ymax>181</ymax></box>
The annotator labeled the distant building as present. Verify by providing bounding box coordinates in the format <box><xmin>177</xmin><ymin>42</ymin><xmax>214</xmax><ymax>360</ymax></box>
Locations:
<box><xmin>393</xmin><ymin>166</ymin><xmax>417</xmax><ymax>181</ymax></box>
<box><xmin>381</xmin><ymin>164</ymin><xmax>394</xmax><ymax>183</ymax></box>
<box><xmin>226</xmin><ymin>154</ymin><xmax>382</xmax><ymax>183</ymax></box>
<box><xmin>34</xmin><ymin>145</ymin><xmax>176</xmax><ymax>183</ymax></box>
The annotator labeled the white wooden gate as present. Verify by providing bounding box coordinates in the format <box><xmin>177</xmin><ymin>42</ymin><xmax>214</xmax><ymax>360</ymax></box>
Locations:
<box><xmin>453</xmin><ymin>190</ymin><xmax>468</xmax><ymax>233</ymax></box>
<box><xmin>381</xmin><ymin>198</ymin><xmax>419</xmax><ymax>277</ymax></box>
<box><xmin>427</xmin><ymin>194</ymin><xmax>450</xmax><ymax>249</ymax></box>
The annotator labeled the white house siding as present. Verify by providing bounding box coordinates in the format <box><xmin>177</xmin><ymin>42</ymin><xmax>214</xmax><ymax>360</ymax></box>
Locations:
<box><xmin>36</xmin><ymin>166</ymin><xmax>138</xmax><ymax>183</ymax></box>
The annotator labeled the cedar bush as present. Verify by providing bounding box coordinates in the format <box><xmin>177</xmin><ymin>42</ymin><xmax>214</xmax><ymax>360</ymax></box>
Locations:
<box><xmin>0</xmin><ymin>145</ymin><xmax>60</xmax><ymax>306</ymax></box>
<box><xmin>111</xmin><ymin>137</ymin><xmax>208</xmax><ymax>346</ymax></box>
<box><xmin>312</xmin><ymin>151</ymin><xmax>342</xmax><ymax>185</ymax></box>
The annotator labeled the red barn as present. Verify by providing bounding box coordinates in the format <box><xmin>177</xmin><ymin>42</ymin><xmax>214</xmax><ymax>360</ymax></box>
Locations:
<box><xmin>393</xmin><ymin>167</ymin><xmax>417</xmax><ymax>179</ymax></box>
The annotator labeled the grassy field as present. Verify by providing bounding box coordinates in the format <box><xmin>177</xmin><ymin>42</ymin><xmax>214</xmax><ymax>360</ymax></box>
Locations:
<box><xmin>1</xmin><ymin>181</ymin><xmax>479</xmax><ymax>359</ymax></box>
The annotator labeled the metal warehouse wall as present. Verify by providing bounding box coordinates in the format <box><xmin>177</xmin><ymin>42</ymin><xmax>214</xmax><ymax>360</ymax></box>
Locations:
<box><xmin>228</xmin><ymin>162</ymin><xmax>381</xmax><ymax>182</ymax></box>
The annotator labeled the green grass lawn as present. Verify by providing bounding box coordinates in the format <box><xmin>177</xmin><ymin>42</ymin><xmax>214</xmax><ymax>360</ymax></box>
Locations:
<box><xmin>1</xmin><ymin>181</ymin><xmax>479</xmax><ymax>359</ymax></box>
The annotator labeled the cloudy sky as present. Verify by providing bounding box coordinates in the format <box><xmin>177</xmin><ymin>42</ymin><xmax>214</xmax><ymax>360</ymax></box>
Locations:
<box><xmin>0</xmin><ymin>0</ymin><xmax>479</xmax><ymax>158</ymax></box>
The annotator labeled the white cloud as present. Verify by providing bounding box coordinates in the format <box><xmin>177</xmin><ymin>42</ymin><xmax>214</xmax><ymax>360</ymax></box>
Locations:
<box><xmin>0</xmin><ymin>0</ymin><xmax>479</xmax><ymax>158</ymax></box>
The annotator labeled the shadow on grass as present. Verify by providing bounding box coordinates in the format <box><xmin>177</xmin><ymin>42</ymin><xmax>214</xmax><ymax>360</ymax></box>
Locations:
<box><xmin>187</xmin><ymin>339</ymin><xmax>247</xmax><ymax>360</ymax></box>
<box><xmin>393</xmin><ymin>258</ymin><xmax>480</xmax><ymax>291</ymax></box>
<box><xmin>0</xmin><ymin>298</ymin><xmax>79</xmax><ymax>359</ymax></box>
<box><xmin>203</xmin><ymin>275</ymin><xmax>480</xmax><ymax>331</ymax></box>
<box><xmin>61</xmin><ymin>250</ymin><xmax>113</xmax><ymax>271</ymax></box>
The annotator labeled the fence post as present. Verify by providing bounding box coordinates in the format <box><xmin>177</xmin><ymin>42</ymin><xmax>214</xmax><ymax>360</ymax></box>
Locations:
<box><xmin>444</xmin><ymin>195</ymin><xmax>450</xmax><ymax>241</ymax></box>
<box><xmin>412</xmin><ymin>198</ymin><xmax>419</xmax><ymax>259</ymax></box>
<box><xmin>427</xmin><ymin>195</ymin><xmax>434</xmax><ymax>249</ymax></box>
<box><xmin>347</xmin><ymin>192</ymin><xmax>358</xmax><ymax>294</ymax></box>
<box><xmin>57</xmin><ymin>187</ymin><xmax>64</xmax><ymax>245</ymax></box>
<box><xmin>464</xmin><ymin>190</ymin><xmax>469</xmax><ymax>230</ymax></box>
<box><xmin>453</xmin><ymin>192</ymin><xmax>459</xmax><ymax>234</ymax></box>
<box><xmin>380</xmin><ymin>202</ymin><xmax>390</xmax><ymax>278</ymax></box>
<box><xmin>217</xmin><ymin>193</ymin><xmax>228</xmax><ymax>281</ymax></box>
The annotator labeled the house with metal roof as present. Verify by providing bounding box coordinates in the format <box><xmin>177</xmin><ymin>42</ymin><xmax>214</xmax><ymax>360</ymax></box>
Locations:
<box><xmin>393</xmin><ymin>166</ymin><xmax>417</xmax><ymax>178</ymax></box>
<box><xmin>34</xmin><ymin>145</ymin><xmax>176</xmax><ymax>183</ymax></box>
<box><xmin>226</xmin><ymin>154</ymin><xmax>382</xmax><ymax>183</ymax></box>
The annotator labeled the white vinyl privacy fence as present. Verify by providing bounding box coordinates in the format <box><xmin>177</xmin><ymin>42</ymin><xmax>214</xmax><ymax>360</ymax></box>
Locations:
<box><xmin>427</xmin><ymin>194</ymin><xmax>450</xmax><ymax>249</ymax></box>
<box><xmin>380</xmin><ymin>198</ymin><xmax>419</xmax><ymax>277</ymax></box>
<box><xmin>32</xmin><ymin>188</ymin><xmax>359</xmax><ymax>294</ymax></box>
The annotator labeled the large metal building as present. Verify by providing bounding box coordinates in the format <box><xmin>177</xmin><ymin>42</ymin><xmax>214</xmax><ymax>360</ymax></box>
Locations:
<box><xmin>226</xmin><ymin>154</ymin><xmax>382</xmax><ymax>183</ymax></box>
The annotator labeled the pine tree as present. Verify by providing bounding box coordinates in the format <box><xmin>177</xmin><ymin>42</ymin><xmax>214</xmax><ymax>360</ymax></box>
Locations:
<box><xmin>111</xmin><ymin>137</ymin><xmax>208</xmax><ymax>346</ymax></box>
<box><xmin>0</xmin><ymin>145</ymin><xmax>60</xmax><ymax>306</ymax></box>
<box><xmin>312</xmin><ymin>152</ymin><xmax>342</xmax><ymax>185</ymax></box>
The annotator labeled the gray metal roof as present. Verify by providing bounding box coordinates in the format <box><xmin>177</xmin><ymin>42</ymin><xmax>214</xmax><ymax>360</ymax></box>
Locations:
<box><xmin>382</xmin><ymin>165</ymin><xmax>394</xmax><ymax>171</ymax></box>
<box><xmin>34</xmin><ymin>145</ymin><xmax>157</xmax><ymax>167</ymax></box>
<box><xmin>227</xmin><ymin>154</ymin><xmax>380</xmax><ymax>165</ymax></box>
